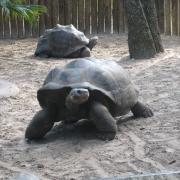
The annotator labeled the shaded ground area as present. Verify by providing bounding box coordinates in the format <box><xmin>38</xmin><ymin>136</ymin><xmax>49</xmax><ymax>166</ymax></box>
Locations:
<box><xmin>0</xmin><ymin>35</ymin><xmax>180</xmax><ymax>179</ymax></box>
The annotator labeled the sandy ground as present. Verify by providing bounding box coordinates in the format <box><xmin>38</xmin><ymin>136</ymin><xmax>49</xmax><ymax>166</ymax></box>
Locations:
<box><xmin>0</xmin><ymin>35</ymin><xmax>180</xmax><ymax>180</ymax></box>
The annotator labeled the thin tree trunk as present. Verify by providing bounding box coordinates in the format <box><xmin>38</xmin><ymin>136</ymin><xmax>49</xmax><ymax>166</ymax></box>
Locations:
<box><xmin>141</xmin><ymin>0</ymin><xmax>164</xmax><ymax>53</ymax></box>
<box><xmin>124</xmin><ymin>0</ymin><xmax>164</xmax><ymax>59</ymax></box>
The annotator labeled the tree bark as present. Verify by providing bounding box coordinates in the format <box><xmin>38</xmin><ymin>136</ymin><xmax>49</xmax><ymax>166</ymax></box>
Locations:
<box><xmin>124</xmin><ymin>0</ymin><xmax>164</xmax><ymax>59</ymax></box>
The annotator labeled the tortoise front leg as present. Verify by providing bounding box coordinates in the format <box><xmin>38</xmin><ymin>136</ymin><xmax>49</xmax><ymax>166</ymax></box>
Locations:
<box><xmin>25</xmin><ymin>109</ymin><xmax>55</xmax><ymax>140</ymax></box>
<box><xmin>89</xmin><ymin>101</ymin><xmax>117</xmax><ymax>140</ymax></box>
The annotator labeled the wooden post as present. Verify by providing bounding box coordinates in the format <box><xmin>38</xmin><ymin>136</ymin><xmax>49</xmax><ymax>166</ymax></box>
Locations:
<box><xmin>24</xmin><ymin>20</ymin><xmax>32</xmax><ymax>38</ymax></box>
<box><xmin>30</xmin><ymin>0</ymin><xmax>39</xmax><ymax>37</ymax></box>
<box><xmin>85</xmin><ymin>0</ymin><xmax>91</xmax><ymax>34</ymax></box>
<box><xmin>98</xmin><ymin>0</ymin><xmax>104</xmax><ymax>33</ymax></box>
<box><xmin>72</xmin><ymin>0</ymin><xmax>78</xmax><ymax>28</ymax></box>
<box><xmin>44</xmin><ymin>0</ymin><xmax>48</xmax><ymax>28</ymax></box>
<box><xmin>38</xmin><ymin>0</ymin><xmax>45</xmax><ymax>36</ymax></box>
<box><xmin>78</xmin><ymin>0</ymin><xmax>85</xmax><ymax>32</ymax></box>
<box><xmin>124</xmin><ymin>13</ymin><xmax>128</xmax><ymax>33</ymax></box>
<box><xmin>164</xmin><ymin>0</ymin><xmax>171</xmax><ymax>35</ymax></box>
<box><xmin>113</xmin><ymin>0</ymin><xmax>119</xmax><ymax>33</ymax></box>
<box><xmin>24</xmin><ymin>0</ymin><xmax>32</xmax><ymax>37</ymax></box>
<box><xmin>178</xmin><ymin>0</ymin><xmax>180</xmax><ymax>36</ymax></box>
<box><xmin>91</xmin><ymin>0</ymin><xmax>98</xmax><ymax>33</ymax></box>
<box><xmin>64</xmin><ymin>0</ymin><xmax>72</xmax><ymax>24</ymax></box>
<box><xmin>32</xmin><ymin>0</ymin><xmax>37</xmax><ymax>37</ymax></box>
<box><xmin>49</xmin><ymin>0</ymin><xmax>54</xmax><ymax>27</ymax></box>
<box><xmin>104</xmin><ymin>0</ymin><xmax>111</xmax><ymax>33</ymax></box>
<box><xmin>10</xmin><ymin>15</ymin><xmax>18</xmax><ymax>39</ymax></box>
<box><xmin>58</xmin><ymin>0</ymin><xmax>65</xmax><ymax>25</ymax></box>
<box><xmin>17</xmin><ymin>17</ymin><xmax>24</xmax><ymax>38</ymax></box>
<box><xmin>155</xmin><ymin>0</ymin><xmax>164</xmax><ymax>33</ymax></box>
<box><xmin>172</xmin><ymin>0</ymin><xmax>178</xmax><ymax>35</ymax></box>
<box><xmin>38</xmin><ymin>14</ymin><xmax>45</xmax><ymax>36</ymax></box>
<box><xmin>119</xmin><ymin>0</ymin><xmax>125</xmax><ymax>33</ymax></box>
<box><xmin>113</xmin><ymin>0</ymin><xmax>125</xmax><ymax>33</ymax></box>
<box><xmin>170</xmin><ymin>0</ymin><xmax>172</xmax><ymax>35</ymax></box>
<box><xmin>52</xmin><ymin>0</ymin><xmax>59</xmax><ymax>26</ymax></box>
<box><xmin>0</xmin><ymin>8</ymin><xmax>4</xmax><ymax>38</ymax></box>
<box><xmin>3</xmin><ymin>11</ymin><xmax>10</xmax><ymax>39</ymax></box>
<box><xmin>44</xmin><ymin>0</ymin><xmax>52</xmax><ymax>28</ymax></box>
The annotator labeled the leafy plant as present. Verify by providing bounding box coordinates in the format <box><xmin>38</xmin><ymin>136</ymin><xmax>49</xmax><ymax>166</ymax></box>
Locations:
<box><xmin>0</xmin><ymin>0</ymin><xmax>47</xmax><ymax>23</ymax></box>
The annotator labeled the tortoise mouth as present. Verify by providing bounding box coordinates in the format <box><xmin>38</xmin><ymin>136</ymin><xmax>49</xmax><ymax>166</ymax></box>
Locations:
<box><xmin>68</xmin><ymin>88</ymin><xmax>89</xmax><ymax>104</ymax></box>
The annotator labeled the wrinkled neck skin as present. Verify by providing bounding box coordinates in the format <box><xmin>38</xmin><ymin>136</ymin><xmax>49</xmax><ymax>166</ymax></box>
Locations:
<box><xmin>61</xmin><ymin>95</ymin><xmax>88</xmax><ymax>123</ymax></box>
<box><xmin>65</xmin><ymin>94</ymin><xmax>80</xmax><ymax>114</ymax></box>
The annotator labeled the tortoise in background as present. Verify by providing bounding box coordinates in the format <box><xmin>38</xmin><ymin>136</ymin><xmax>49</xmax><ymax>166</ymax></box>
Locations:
<box><xmin>35</xmin><ymin>24</ymin><xmax>98</xmax><ymax>58</ymax></box>
<box><xmin>25</xmin><ymin>58</ymin><xmax>153</xmax><ymax>140</ymax></box>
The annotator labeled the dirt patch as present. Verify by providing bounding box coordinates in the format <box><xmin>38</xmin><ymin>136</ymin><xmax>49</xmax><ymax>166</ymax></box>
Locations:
<box><xmin>0</xmin><ymin>35</ymin><xmax>180</xmax><ymax>179</ymax></box>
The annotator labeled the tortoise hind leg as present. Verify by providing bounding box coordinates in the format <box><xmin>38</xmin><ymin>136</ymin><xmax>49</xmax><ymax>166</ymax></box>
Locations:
<box><xmin>89</xmin><ymin>101</ymin><xmax>117</xmax><ymax>140</ymax></box>
<box><xmin>66</xmin><ymin>47</ymin><xmax>90</xmax><ymax>58</ymax></box>
<box><xmin>80</xmin><ymin>47</ymin><xmax>90</xmax><ymax>57</ymax></box>
<box><xmin>131</xmin><ymin>101</ymin><xmax>153</xmax><ymax>118</ymax></box>
<box><xmin>25</xmin><ymin>109</ymin><xmax>55</xmax><ymax>140</ymax></box>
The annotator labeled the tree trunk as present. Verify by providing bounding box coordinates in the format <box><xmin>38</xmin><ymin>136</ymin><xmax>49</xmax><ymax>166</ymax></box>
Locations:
<box><xmin>124</xmin><ymin>0</ymin><xmax>164</xmax><ymax>59</ymax></box>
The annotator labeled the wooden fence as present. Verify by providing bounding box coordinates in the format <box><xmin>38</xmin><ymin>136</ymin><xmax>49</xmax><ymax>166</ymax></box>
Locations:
<box><xmin>0</xmin><ymin>0</ymin><xmax>180</xmax><ymax>39</ymax></box>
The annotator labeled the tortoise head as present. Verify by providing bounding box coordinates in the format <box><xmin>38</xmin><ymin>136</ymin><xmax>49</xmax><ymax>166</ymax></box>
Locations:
<box><xmin>88</xmin><ymin>36</ymin><xmax>98</xmax><ymax>50</ymax></box>
<box><xmin>68</xmin><ymin>88</ymin><xmax>89</xmax><ymax>104</ymax></box>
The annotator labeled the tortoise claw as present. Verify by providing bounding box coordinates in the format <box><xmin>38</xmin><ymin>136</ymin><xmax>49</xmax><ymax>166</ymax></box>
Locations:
<box><xmin>96</xmin><ymin>132</ymin><xmax>116</xmax><ymax>141</ymax></box>
<box><xmin>142</xmin><ymin>107</ymin><xmax>154</xmax><ymax>118</ymax></box>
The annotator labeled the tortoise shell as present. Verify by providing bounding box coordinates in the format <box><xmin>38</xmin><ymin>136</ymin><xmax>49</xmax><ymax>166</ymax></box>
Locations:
<box><xmin>37</xmin><ymin>58</ymin><xmax>139</xmax><ymax>116</ymax></box>
<box><xmin>35</xmin><ymin>24</ymin><xmax>90</xmax><ymax>58</ymax></box>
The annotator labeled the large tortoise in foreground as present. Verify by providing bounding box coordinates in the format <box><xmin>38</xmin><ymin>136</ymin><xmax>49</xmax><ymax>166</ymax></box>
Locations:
<box><xmin>35</xmin><ymin>24</ymin><xmax>98</xmax><ymax>58</ymax></box>
<box><xmin>25</xmin><ymin>58</ymin><xmax>153</xmax><ymax>140</ymax></box>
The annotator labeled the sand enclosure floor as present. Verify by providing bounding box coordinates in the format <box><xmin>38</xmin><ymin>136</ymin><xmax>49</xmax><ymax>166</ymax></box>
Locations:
<box><xmin>0</xmin><ymin>35</ymin><xmax>180</xmax><ymax>179</ymax></box>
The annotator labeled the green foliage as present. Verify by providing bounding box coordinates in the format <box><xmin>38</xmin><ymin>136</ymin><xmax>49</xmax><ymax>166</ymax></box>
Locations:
<box><xmin>0</xmin><ymin>0</ymin><xmax>47</xmax><ymax>23</ymax></box>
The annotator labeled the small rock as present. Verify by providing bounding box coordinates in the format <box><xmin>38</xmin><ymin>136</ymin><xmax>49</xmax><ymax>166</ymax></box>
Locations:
<box><xmin>168</xmin><ymin>160</ymin><xmax>176</xmax><ymax>165</ymax></box>
<box><xmin>114</xmin><ymin>135</ymin><xmax>118</xmax><ymax>140</ymax></box>
<box><xmin>161</xmin><ymin>150</ymin><xmax>166</xmax><ymax>153</ymax></box>
<box><xmin>37</xmin><ymin>164</ymin><xmax>44</xmax><ymax>168</ymax></box>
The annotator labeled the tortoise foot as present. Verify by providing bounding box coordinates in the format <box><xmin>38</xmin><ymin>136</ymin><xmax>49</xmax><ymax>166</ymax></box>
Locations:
<box><xmin>96</xmin><ymin>132</ymin><xmax>116</xmax><ymax>141</ymax></box>
<box><xmin>25</xmin><ymin>109</ymin><xmax>54</xmax><ymax>140</ymax></box>
<box><xmin>131</xmin><ymin>101</ymin><xmax>154</xmax><ymax>118</ymax></box>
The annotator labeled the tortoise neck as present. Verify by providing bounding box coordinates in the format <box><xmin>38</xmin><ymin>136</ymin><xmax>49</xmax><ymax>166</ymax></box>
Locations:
<box><xmin>65</xmin><ymin>94</ymin><xmax>80</xmax><ymax>113</ymax></box>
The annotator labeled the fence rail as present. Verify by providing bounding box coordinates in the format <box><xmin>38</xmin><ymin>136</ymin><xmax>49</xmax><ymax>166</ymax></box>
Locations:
<box><xmin>0</xmin><ymin>0</ymin><xmax>180</xmax><ymax>39</ymax></box>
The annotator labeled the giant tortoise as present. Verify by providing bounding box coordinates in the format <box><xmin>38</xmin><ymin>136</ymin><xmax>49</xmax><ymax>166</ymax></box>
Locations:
<box><xmin>25</xmin><ymin>58</ymin><xmax>153</xmax><ymax>140</ymax></box>
<box><xmin>35</xmin><ymin>24</ymin><xmax>98</xmax><ymax>58</ymax></box>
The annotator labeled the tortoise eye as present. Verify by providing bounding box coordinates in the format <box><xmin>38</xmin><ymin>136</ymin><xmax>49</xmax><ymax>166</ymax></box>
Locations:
<box><xmin>77</xmin><ymin>90</ymin><xmax>81</xmax><ymax>94</ymax></box>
